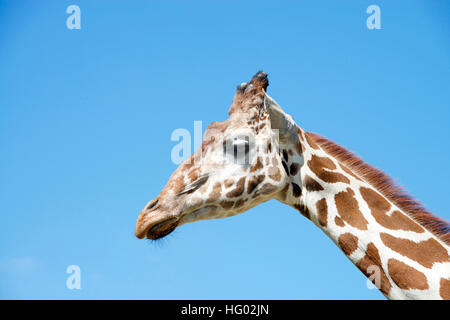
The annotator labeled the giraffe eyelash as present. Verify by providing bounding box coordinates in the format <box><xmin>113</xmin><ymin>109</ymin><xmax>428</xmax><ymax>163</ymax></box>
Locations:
<box><xmin>177</xmin><ymin>174</ymin><xmax>209</xmax><ymax>196</ymax></box>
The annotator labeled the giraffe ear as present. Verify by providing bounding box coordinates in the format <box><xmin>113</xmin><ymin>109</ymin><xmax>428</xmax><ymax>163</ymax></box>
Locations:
<box><xmin>228</xmin><ymin>83</ymin><xmax>247</xmax><ymax>115</ymax></box>
<box><xmin>263</xmin><ymin>91</ymin><xmax>297</xmax><ymax>141</ymax></box>
<box><xmin>229</xmin><ymin>71</ymin><xmax>269</xmax><ymax>116</ymax></box>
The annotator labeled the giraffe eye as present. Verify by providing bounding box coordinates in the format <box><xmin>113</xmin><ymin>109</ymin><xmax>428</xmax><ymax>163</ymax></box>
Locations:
<box><xmin>223</xmin><ymin>137</ymin><xmax>250</xmax><ymax>164</ymax></box>
<box><xmin>233</xmin><ymin>138</ymin><xmax>249</xmax><ymax>155</ymax></box>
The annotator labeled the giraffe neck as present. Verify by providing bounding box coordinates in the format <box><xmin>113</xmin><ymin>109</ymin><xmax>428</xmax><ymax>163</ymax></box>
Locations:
<box><xmin>277</xmin><ymin>126</ymin><xmax>450</xmax><ymax>300</ymax></box>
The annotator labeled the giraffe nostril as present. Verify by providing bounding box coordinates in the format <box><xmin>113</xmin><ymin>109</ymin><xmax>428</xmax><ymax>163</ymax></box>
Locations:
<box><xmin>145</xmin><ymin>199</ymin><xmax>159</xmax><ymax>211</ymax></box>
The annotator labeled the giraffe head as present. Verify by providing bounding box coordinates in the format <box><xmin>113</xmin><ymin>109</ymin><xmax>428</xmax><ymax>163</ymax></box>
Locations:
<box><xmin>135</xmin><ymin>71</ymin><xmax>299</xmax><ymax>240</ymax></box>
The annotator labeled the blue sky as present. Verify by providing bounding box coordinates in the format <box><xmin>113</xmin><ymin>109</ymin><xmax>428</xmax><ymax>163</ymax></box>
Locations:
<box><xmin>1</xmin><ymin>0</ymin><xmax>449</xmax><ymax>299</ymax></box>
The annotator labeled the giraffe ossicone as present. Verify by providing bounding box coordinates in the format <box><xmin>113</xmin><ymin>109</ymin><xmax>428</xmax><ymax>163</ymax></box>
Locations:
<box><xmin>135</xmin><ymin>71</ymin><xmax>450</xmax><ymax>300</ymax></box>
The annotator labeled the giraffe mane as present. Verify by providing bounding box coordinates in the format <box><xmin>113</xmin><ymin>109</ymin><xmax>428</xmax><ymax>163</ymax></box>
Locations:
<box><xmin>308</xmin><ymin>132</ymin><xmax>450</xmax><ymax>246</ymax></box>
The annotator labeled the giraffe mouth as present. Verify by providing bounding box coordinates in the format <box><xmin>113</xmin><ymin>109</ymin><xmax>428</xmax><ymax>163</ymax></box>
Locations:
<box><xmin>145</xmin><ymin>217</ymin><xmax>179</xmax><ymax>240</ymax></box>
<box><xmin>137</xmin><ymin>205</ymin><xmax>218</xmax><ymax>240</ymax></box>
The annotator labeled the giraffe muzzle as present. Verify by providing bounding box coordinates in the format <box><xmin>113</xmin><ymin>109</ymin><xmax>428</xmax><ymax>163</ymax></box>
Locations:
<box><xmin>135</xmin><ymin>195</ymin><xmax>185</xmax><ymax>240</ymax></box>
<box><xmin>135</xmin><ymin>212</ymin><xmax>180</xmax><ymax>240</ymax></box>
<box><xmin>145</xmin><ymin>217</ymin><xmax>179</xmax><ymax>240</ymax></box>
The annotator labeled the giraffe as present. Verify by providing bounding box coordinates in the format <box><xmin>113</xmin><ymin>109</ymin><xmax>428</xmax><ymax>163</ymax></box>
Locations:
<box><xmin>135</xmin><ymin>71</ymin><xmax>450</xmax><ymax>300</ymax></box>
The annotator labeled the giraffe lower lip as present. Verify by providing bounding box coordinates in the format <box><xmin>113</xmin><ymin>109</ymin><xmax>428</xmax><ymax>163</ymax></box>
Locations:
<box><xmin>146</xmin><ymin>218</ymin><xmax>178</xmax><ymax>240</ymax></box>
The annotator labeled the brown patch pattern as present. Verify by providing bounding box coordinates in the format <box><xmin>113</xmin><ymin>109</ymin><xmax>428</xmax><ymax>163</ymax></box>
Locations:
<box><xmin>308</xmin><ymin>155</ymin><xmax>350</xmax><ymax>184</ymax></box>
<box><xmin>338</xmin><ymin>233</ymin><xmax>359</xmax><ymax>256</ymax></box>
<box><xmin>380</xmin><ymin>233</ymin><xmax>450</xmax><ymax>268</ymax></box>
<box><xmin>440</xmin><ymin>278</ymin><xmax>450</xmax><ymax>300</ymax></box>
<box><xmin>388</xmin><ymin>259</ymin><xmax>429</xmax><ymax>290</ymax></box>
<box><xmin>247</xmin><ymin>175</ymin><xmax>265</xmax><ymax>194</ymax></box>
<box><xmin>294</xmin><ymin>203</ymin><xmax>310</xmax><ymax>220</ymax></box>
<box><xmin>305</xmin><ymin>132</ymin><xmax>320</xmax><ymax>150</ymax></box>
<box><xmin>356</xmin><ymin>243</ymin><xmax>392</xmax><ymax>296</ymax></box>
<box><xmin>335</xmin><ymin>216</ymin><xmax>345</xmax><ymax>227</ymax></box>
<box><xmin>360</xmin><ymin>187</ymin><xmax>424</xmax><ymax>233</ymax></box>
<box><xmin>226</xmin><ymin>177</ymin><xmax>245</xmax><ymax>198</ymax></box>
<box><xmin>253</xmin><ymin>183</ymin><xmax>277</xmax><ymax>197</ymax></box>
<box><xmin>188</xmin><ymin>168</ymin><xmax>199</xmax><ymax>182</ymax></box>
<box><xmin>234</xmin><ymin>198</ymin><xmax>245</xmax><ymax>208</ymax></box>
<box><xmin>268</xmin><ymin>167</ymin><xmax>281</xmax><ymax>181</ymax></box>
<box><xmin>307</xmin><ymin>132</ymin><xmax>450</xmax><ymax>246</ymax></box>
<box><xmin>250</xmin><ymin>157</ymin><xmax>263</xmax><ymax>173</ymax></box>
<box><xmin>289</xmin><ymin>163</ymin><xmax>300</xmax><ymax>176</ymax></box>
<box><xmin>209</xmin><ymin>182</ymin><xmax>222</xmax><ymax>200</ymax></box>
<box><xmin>304</xmin><ymin>174</ymin><xmax>324</xmax><ymax>192</ymax></box>
<box><xmin>220</xmin><ymin>200</ymin><xmax>234</xmax><ymax>209</ymax></box>
<box><xmin>224</xmin><ymin>178</ymin><xmax>234</xmax><ymax>189</ymax></box>
<box><xmin>272</xmin><ymin>157</ymin><xmax>278</xmax><ymax>167</ymax></box>
<box><xmin>173</xmin><ymin>174</ymin><xmax>186</xmax><ymax>194</ymax></box>
<box><xmin>335</xmin><ymin>188</ymin><xmax>368</xmax><ymax>230</ymax></box>
<box><xmin>316</xmin><ymin>198</ymin><xmax>328</xmax><ymax>227</ymax></box>
<box><xmin>295</xmin><ymin>141</ymin><xmax>305</xmax><ymax>155</ymax></box>
<box><xmin>292</xmin><ymin>183</ymin><xmax>301</xmax><ymax>197</ymax></box>
<box><xmin>282</xmin><ymin>150</ymin><xmax>289</xmax><ymax>162</ymax></box>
